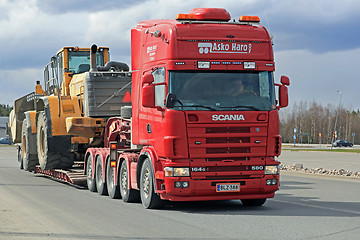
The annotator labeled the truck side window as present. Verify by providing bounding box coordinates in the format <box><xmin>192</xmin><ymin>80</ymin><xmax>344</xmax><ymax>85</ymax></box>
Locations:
<box><xmin>152</xmin><ymin>67</ymin><xmax>166</xmax><ymax>108</ymax></box>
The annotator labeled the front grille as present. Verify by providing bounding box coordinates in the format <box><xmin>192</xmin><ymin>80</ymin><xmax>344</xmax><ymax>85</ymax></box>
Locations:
<box><xmin>205</xmin><ymin>127</ymin><xmax>250</xmax><ymax>133</ymax></box>
<box><xmin>206</xmin><ymin>147</ymin><xmax>250</xmax><ymax>154</ymax></box>
<box><xmin>188</xmin><ymin>123</ymin><xmax>267</xmax><ymax>161</ymax></box>
<box><xmin>206</xmin><ymin>157</ymin><xmax>249</xmax><ymax>161</ymax></box>
<box><xmin>187</xmin><ymin>117</ymin><xmax>268</xmax><ymax>180</ymax></box>
<box><xmin>206</xmin><ymin>137</ymin><xmax>250</xmax><ymax>144</ymax></box>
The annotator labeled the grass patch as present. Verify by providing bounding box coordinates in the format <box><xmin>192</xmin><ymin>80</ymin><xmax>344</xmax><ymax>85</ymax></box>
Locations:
<box><xmin>283</xmin><ymin>148</ymin><xmax>360</xmax><ymax>153</ymax></box>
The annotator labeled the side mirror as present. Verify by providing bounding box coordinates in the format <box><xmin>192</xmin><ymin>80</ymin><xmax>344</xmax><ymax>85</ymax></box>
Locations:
<box><xmin>281</xmin><ymin>75</ymin><xmax>290</xmax><ymax>86</ymax></box>
<box><xmin>278</xmin><ymin>85</ymin><xmax>288</xmax><ymax>108</ymax></box>
<box><xmin>277</xmin><ymin>75</ymin><xmax>290</xmax><ymax>109</ymax></box>
<box><xmin>142</xmin><ymin>84</ymin><xmax>155</xmax><ymax>108</ymax></box>
<box><xmin>165</xmin><ymin>93</ymin><xmax>177</xmax><ymax>108</ymax></box>
<box><xmin>143</xmin><ymin>73</ymin><xmax>154</xmax><ymax>84</ymax></box>
<box><xmin>142</xmin><ymin>73</ymin><xmax>155</xmax><ymax>108</ymax></box>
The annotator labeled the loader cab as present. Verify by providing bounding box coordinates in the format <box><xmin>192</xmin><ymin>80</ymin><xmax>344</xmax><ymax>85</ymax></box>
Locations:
<box><xmin>43</xmin><ymin>46</ymin><xmax>109</xmax><ymax>96</ymax></box>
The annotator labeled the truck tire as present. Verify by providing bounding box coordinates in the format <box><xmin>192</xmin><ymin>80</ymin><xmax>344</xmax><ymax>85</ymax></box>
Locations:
<box><xmin>95</xmin><ymin>155</ymin><xmax>108</xmax><ymax>195</ymax></box>
<box><xmin>106</xmin><ymin>159</ymin><xmax>120</xmax><ymax>199</ymax></box>
<box><xmin>37</xmin><ymin>111</ymin><xmax>74</xmax><ymax>170</ymax></box>
<box><xmin>140</xmin><ymin>158</ymin><xmax>164</xmax><ymax>209</ymax></box>
<box><xmin>86</xmin><ymin>154</ymin><xmax>96</xmax><ymax>192</ymax></box>
<box><xmin>21</xmin><ymin>119</ymin><xmax>38</xmax><ymax>171</ymax></box>
<box><xmin>241</xmin><ymin>198</ymin><xmax>266</xmax><ymax>206</ymax></box>
<box><xmin>120</xmin><ymin>160</ymin><xmax>140</xmax><ymax>202</ymax></box>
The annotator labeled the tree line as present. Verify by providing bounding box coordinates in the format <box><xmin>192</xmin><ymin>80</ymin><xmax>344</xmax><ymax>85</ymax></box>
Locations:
<box><xmin>0</xmin><ymin>104</ymin><xmax>12</xmax><ymax>116</ymax></box>
<box><xmin>280</xmin><ymin>101</ymin><xmax>360</xmax><ymax>145</ymax></box>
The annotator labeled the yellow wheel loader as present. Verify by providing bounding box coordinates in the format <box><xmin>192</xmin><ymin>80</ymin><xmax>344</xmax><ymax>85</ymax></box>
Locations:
<box><xmin>9</xmin><ymin>45</ymin><xmax>131</xmax><ymax>170</ymax></box>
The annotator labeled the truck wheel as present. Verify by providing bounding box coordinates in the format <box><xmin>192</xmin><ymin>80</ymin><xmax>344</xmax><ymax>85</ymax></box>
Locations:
<box><xmin>241</xmin><ymin>198</ymin><xmax>266</xmax><ymax>207</ymax></box>
<box><xmin>120</xmin><ymin>160</ymin><xmax>140</xmax><ymax>202</ymax></box>
<box><xmin>140</xmin><ymin>158</ymin><xmax>164</xmax><ymax>209</ymax></box>
<box><xmin>106</xmin><ymin>159</ymin><xmax>120</xmax><ymax>199</ymax></box>
<box><xmin>86</xmin><ymin>154</ymin><xmax>96</xmax><ymax>192</ymax></box>
<box><xmin>37</xmin><ymin>111</ymin><xmax>74</xmax><ymax>170</ymax></box>
<box><xmin>21</xmin><ymin>119</ymin><xmax>38</xmax><ymax>171</ymax></box>
<box><xmin>95</xmin><ymin>155</ymin><xmax>108</xmax><ymax>195</ymax></box>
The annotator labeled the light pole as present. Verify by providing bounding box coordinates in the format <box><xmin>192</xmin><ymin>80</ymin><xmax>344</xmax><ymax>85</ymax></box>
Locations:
<box><xmin>331</xmin><ymin>90</ymin><xmax>342</xmax><ymax>149</ymax></box>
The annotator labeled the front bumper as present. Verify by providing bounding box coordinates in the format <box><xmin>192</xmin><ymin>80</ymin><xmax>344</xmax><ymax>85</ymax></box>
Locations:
<box><xmin>159</xmin><ymin>175</ymin><xmax>279</xmax><ymax>201</ymax></box>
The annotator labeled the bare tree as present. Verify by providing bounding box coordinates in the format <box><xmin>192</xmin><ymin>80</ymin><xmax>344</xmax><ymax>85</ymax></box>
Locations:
<box><xmin>280</xmin><ymin>101</ymin><xmax>360</xmax><ymax>144</ymax></box>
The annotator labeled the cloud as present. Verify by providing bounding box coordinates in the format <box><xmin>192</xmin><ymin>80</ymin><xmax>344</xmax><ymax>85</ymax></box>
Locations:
<box><xmin>0</xmin><ymin>0</ymin><xmax>91</xmax><ymax>70</ymax></box>
<box><xmin>274</xmin><ymin>47</ymin><xmax>360</xmax><ymax>110</ymax></box>
<box><xmin>0</xmin><ymin>0</ymin><xmax>359</xmax><ymax>109</ymax></box>
<box><xmin>35</xmin><ymin>0</ymin><xmax>144</xmax><ymax>14</ymax></box>
<box><xmin>263</xmin><ymin>0</ymin><xmax>360</xmax><ymax>53</ymax></box>
<box><xmin>0</xmin><ymin>68</ymin><xmax>42</xmax><ymax>104</ymax></box>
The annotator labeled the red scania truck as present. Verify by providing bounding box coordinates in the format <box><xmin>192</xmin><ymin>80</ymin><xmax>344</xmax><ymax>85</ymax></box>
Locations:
<box><xmin>11</xmin><ymin>8</ymin><xmax>290</xmax><ymax>209</ymax></box>
<box><xmin>85</xmin><ymin>8</ymin><xmax>290</xmax><ymax>208</ymax></box>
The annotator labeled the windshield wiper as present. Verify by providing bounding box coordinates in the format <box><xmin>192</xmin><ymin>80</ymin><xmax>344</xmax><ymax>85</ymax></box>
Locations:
<box><xmin>218</xmin><ymin>105</ymin><xmax>261</xmax><ymax>111</ymax></box>
<box><xmin>182</xmin><ymin>104</ymin><xmax>217</xmax><ymax>111</ymax></box>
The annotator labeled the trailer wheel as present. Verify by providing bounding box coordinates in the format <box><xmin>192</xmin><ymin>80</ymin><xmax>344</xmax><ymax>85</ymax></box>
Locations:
<box><xmin>120</xmin><ymin>160</ymin><xmax>140</xmax><ymax>202</ymax></box>
<box><xmin>106</xmin><ymin>159</ymin><xmax>120</xmax><ymax>199</ymax></box>
<box><xmin>241</xmin><ymin>198</ymin><xmax>266</xmax><ymax>207</ymax></box>
<box><xmin>140</xmin><ymin>158</ymin><xmax>164</xmax><ymax>209</ymax></box>
<box><xmin>37</xmin><ymin>111</ymin><xmax>74</xmax><ymax>170</ymax></box>
<box><xmin>21</xmin><ymin>119</ymin><xmax>38</xmax><ymax>171</ymax></box>
<box><xmin>95</xmin><ymin>155</ymin><xmax>108</xmax><ymax>195</ymax></box>
<box><xmin>86</xmin><ymin>154</ymin><xmax>96</xmax><ymax>192</ymax></box>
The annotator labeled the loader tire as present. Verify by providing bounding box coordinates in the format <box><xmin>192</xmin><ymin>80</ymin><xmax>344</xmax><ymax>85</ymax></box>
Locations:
<box><xmin>37</xmin><ymin>111</ymin><xmax>74</xmax><ymax>170</ymax></box>
<box><xmin>17</xmin><ymin>146</ymin><xmax>23</xmax><ymax>170</ymax></box>
<box><xmin>21</xmin><ymin>119</ymin><xmax>38</xmax><ymax>171</ymax></box>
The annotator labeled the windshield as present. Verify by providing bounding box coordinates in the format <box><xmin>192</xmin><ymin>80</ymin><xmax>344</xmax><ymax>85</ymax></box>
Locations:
<box><xmin>169</xmin><ymin>71</ymin><xmax>276</xmax><ymax>111</ymax></box>
<box><xmin>68</xmin><ymin>51</ymin><xmax>104</xmax><ymax>74</ymax></box>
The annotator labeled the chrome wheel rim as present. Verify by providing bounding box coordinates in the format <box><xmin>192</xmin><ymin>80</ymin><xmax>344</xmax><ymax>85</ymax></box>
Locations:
<box><xmin>96</xmin><ymin>161</ymin><xmax>102</xmax><ymax>183</ymax></box>
<box><xmin>109</xmin><ymin>166</ymin><xmax>115</xmax><ymax>189</ymax></box>
<box><xmin>142</xmin><ymin>168</ymin><xmax>150</xmax><ymax>199</ymax></box>
<box><xmin>87</xmin><ymin>157</ymin><xmax>92</xmax><ymax>180</ymax></box>
<box><xmin>120</xmin><ymin>164</ymin><xmax>127</xmax><ymax>195</ymax></box>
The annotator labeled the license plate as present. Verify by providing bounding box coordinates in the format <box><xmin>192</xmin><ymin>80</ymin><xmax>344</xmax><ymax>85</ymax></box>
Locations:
<box><xmin>216</xmin><ymin>183</ymin><xmax>240</xmax><ymax>192</ymax></box>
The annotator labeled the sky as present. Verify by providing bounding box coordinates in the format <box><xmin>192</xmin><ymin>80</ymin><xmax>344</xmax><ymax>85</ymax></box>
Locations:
<box><xmin>0</xmin><ymin>0</ymin><xmax>359</xmax><ymax>110</ymax></box>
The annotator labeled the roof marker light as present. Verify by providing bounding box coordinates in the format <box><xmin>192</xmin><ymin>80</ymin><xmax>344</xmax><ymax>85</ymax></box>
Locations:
<box><xmin>239</xmin><ymin>16</ymin><xmax>260</xmax><ymax>23</ymax></box>
<box><xmin>176</xmin><ymin>14</ymin><xmax>197</xmax><ymax>20</ymax></box>
<box><xmin>176</xmin><ymin>8</ymin><xmax>231</xmax><ymax>21</ymax></box>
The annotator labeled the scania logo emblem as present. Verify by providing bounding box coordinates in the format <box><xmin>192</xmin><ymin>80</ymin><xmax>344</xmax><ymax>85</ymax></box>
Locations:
<box><xmin>256</xmin><ymin>128</ymin><xmax>260</xmax><ymax>132</ymax></box>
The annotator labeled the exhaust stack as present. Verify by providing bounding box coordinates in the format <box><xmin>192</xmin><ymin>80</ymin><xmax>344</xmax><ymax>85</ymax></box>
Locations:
<box><xmin>90</xmin><ymin>44</ymin><xmax>97</xmax><ymax>72</ymax></box>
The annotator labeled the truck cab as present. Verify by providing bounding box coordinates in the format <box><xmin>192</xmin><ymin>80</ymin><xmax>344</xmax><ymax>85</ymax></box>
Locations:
<box><xmin>130</xmin><ymin>8</ymin><xmax>289</xmax><ymax>204</ymax></box>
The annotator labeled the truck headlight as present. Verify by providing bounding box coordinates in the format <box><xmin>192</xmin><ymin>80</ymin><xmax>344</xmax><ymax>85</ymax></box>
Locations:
<box><xmin>164</xmin><ymin>167</ymin><xmax>190</xmax><ymax>177</ymax></box>
<box><xmin>265</xmin><ymin>165</ymin><xmax>279</xmax><ymax>175</ymax></box>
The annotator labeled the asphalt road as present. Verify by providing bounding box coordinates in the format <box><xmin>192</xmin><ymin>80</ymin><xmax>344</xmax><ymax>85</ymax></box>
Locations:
<box><xmin>1</xmin><ymin>146</ymin><xmax>359</xmax><ymax>240</ymax></box>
